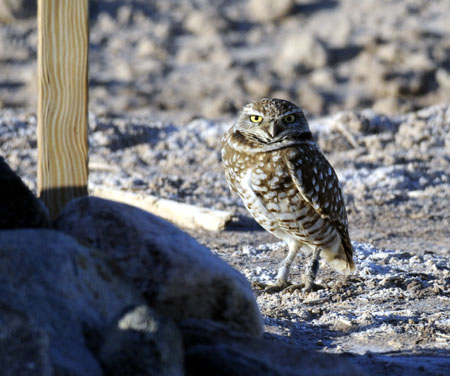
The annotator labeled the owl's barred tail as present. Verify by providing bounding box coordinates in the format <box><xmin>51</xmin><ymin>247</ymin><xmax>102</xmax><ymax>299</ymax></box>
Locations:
<box><xmin>326</xmin><ymin>242</ymin><xmax>355</xmax><ymax>275</ymax></box>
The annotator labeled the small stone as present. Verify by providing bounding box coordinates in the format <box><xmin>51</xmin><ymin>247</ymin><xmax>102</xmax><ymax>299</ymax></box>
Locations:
<box><xmin>277</xmin><ymin>33</ymin><xmax>329</xmax><ymax>72</ymax></box>
<box><xmin>244</xmin><ymin>78</ymin><xmax>271</xmax><ymax>98</ymax></box>
<box><xmin>432</xmin><ymin>285</ymin><xmax>442</xmax><ymax>294</ymax></box>
<box><xmin>248</xmin><ymin>0</ymin><xmax>294</xmax><ymax>23</ymax></box>
<box><xmin>117</xmin><ymin>5</ymin><xmax>133</xmax><ymax>25</ymax></box>
<box><xmin>309</xmin><ymin>68</ymin><xmax>336</xmax><ymax>88</ymax></box>
<box><xmin>184</xmin><ymin>10</ymin><xmax>226</xmax><ymax>35</ymax></box>
<box><xmin>436</xmin><ymin>68</ymin><xmax>450</xmax><ymax>90</ymax></box>
<box><xmin>99</xmin><ymin>305</ymin><xmax>184</xmax><ymax>376</ymax></box>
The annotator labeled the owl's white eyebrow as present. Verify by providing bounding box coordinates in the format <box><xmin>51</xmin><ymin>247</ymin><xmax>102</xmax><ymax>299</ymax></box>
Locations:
<box><xmin>282</xmin><ymin>110</ymin><xmax>301</xmax><ymax>117</ymax></box>
<box><xmin>244</xmin><ymin>110</ymin><xmax>264</xmax><ymax>117</ymax></box>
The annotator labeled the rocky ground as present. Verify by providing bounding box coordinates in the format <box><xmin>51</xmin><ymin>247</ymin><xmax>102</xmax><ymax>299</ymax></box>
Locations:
<box><xmin>1</xmin><ymin>0</ymin><xmax>450</xmax><ymax>119</ymax></box>
<box><xmin>1</xmin><ymin>102</ymin><xmax>449</xmax><ymax>374</ymax></box>
<box><xmin>1</xmin><ymin>0</ymin><xmax>450</xmax><ymax>374</ymax></box>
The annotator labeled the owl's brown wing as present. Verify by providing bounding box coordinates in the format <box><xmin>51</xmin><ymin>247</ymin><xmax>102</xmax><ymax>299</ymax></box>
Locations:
<box><xmin>284</xmin><ymin>145</ymin><xmax>354</xmax><ymax>262</ymax></box>
<box><xmin>285</xmin><ymin>146</ymin><xmax>345</xmax><ymax>223</ymax></box>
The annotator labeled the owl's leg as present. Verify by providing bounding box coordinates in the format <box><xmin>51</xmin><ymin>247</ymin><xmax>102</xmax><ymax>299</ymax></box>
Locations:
<box><xmin>274</xmin><ymin>242</ymin><xmax>299</xmax><ymax>286</ymax></box>
<box><xmin>252</xmin><ymin>241</ymin><xmax>299</xmax><ymax>293</ymax></box>
<box><xmin>282</xmin><ymin>247</ymin><xmax>324</xmax><ymax>293</ymax></box>
<box><xmin>302</xmin><ymin>247</ymin><xmax>324</xmax><ymax>292</ymax></box>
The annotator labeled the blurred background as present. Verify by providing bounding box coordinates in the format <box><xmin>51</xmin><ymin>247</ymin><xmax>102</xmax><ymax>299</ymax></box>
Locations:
<box><xmin>1</xmin><ymin>0</ymin><xmax>450</xmax><ymax>121</ymax></box>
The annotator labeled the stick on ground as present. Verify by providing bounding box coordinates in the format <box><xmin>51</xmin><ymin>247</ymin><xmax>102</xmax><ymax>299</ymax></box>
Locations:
<box><xmin>91</xmin><ymin>187</ymin><xmax>232</xmax><ymax>232</ymax></box>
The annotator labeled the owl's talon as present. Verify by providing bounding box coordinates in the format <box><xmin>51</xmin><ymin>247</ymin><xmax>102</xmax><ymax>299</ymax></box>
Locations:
<box><xmin>303</xmin><ymin>282</ymin><xmax>325</xmax><ymax>293</ymax></box>
<box><xmin>251</xmin><ymin>281</ymin><xmax>266</xmax><ymax>290</ymax></box>
<box><xmin>281</xmin><ymin>282</ymin><xmax>324</xmax><ymax>294</ymax></box>
<box><xmin>252</xmin><ymin>280</ymin><xmax>291</xmax><ymax>293</ymax></box>
<box><xmin>281</xmin><ymin>283</ymin><xmax>304</xmax><ymax>294</ymax></box>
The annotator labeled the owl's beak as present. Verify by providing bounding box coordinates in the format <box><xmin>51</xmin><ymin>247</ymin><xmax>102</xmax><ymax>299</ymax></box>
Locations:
<box><xmin>268</xmin><ymin>122</ymin><xmax>282</xmax><ymax>138</ymax></box>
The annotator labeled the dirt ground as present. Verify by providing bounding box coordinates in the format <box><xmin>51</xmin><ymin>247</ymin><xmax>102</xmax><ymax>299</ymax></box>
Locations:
<box><xmin>1</xmin><ymin>0</ymin><xmax>450</xmax><ymax>374</ymax></box>
<box><xmin>4</xmin><ymin>104</ymin><xmax>449</xmax><ymax>374</ymax></box>
<box><xmin>184</xmin><ymin>106</ymin><xmax>450</xmax><ymax>375</ymax></box>
<box><xmin>2</xmin><ymin>0</ymin><xmax>450</xmax><ymax>119</ymax></box>
<box><xmin>188</xmin><ymin>186</ymin><xmax>450</xmax><ymax>375</ymax></box>
<box><xmin>193</xmin><ymin>227</ymin><xmax>450</xmax><ymax>375</ymax></box>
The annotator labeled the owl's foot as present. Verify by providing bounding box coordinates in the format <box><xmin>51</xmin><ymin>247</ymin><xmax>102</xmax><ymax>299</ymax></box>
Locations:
<box><xmin>252</xmin><ymin>280</ymin><xmax>291</xmax><ymax>293</ymax></box>
<box><xmin>281</xmin><ymin>282</ymin><xmax>325</xmax><ymax>294</ymax></box>
<box><xmin>253</xmin><ymin>280</ymin><xmax>324</xmax><ymax>293</ymax></box>
<box><xmin>303</xmin><ymin>281</ymin><xmax>325</xmax><ymax>293</ymax></box>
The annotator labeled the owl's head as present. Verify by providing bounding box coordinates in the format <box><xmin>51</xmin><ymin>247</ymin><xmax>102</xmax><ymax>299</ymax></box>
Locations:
<box><xmin>234</xmin><ymin>98</ymin><xmax>311</xmax><ymax>144</ymax></box>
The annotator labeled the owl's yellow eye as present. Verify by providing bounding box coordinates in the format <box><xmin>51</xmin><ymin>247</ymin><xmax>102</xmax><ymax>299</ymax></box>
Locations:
<box><xmin>249</xmin><ymin>115</ymin><xmax>263</xmax><ymax>123</ymax></box>
<box><xmin>283</xmin><ymin>114</ymin><xmax>296</xmax><ymax>123</ymax></box>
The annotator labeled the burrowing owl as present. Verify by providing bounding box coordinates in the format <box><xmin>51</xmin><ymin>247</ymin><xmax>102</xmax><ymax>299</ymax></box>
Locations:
<box><xmin>222</xmin><ymin>98</ymin><xmax>355</xmax><ymax>292</ymax></box>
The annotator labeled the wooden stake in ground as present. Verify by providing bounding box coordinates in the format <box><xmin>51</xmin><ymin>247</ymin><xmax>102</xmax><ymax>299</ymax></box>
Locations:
<box><xmin>37</xmin><ymin>0</ymin><xmax>89</xmax><ymax>219</ymax></box>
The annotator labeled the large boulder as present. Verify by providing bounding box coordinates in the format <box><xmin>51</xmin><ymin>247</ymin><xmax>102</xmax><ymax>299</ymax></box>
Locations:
<box><xmin>0</xmin><ymin>156</ymin><xmax>50</xmax><ymax>229</ymax></box>
<box><xmin>55</xmin><ymin>196</ymin><xmax>263</xmax><ymax>336</ymax></box>
<box><xmin>0</xmin><ymin>229</ymin><xmax>144</xmax><ymax>375</ymax></box>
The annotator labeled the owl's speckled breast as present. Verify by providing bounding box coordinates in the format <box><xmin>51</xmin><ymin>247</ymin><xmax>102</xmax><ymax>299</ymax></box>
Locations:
<box><xmin>223</xmin><ymin>134</ymin><xmax>336</xmax><ymax>247</ymax></box>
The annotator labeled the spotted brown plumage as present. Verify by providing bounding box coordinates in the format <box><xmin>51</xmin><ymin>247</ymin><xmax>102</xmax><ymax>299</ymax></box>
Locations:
<box><xmin>221</xmin><ymin>98</ymin><xmax>355</xmax><ymax>292</ymax></box>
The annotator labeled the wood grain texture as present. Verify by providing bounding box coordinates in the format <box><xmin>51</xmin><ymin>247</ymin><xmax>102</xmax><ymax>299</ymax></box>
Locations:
<box><xmin>37</xmin><ymin>0</ymin><xmax>89</xmax><ymax>219</ymax></box>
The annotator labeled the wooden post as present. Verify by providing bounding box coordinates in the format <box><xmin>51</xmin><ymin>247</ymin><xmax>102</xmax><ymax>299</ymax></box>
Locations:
<box><xmin>37</xmin><ymin>0</ymin><xmax>89</xmax><ymax>219</ymax></box>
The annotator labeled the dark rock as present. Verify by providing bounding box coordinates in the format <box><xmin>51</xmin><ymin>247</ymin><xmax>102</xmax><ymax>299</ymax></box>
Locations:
<box><xmin>0</xmin><ymin>303</ymin><xmax>52</xmax><ymax>376</ymax></box>
<box><xmin>0</xmin><ymin>229</ymin><xmax>144</xmax><ymax>375</ymax></box>
<box><xmin>0</xmin><ymin>156</ymin><xmax>50</xmax><ymax>229</ymax></box>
